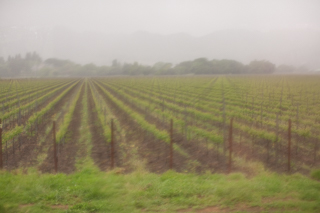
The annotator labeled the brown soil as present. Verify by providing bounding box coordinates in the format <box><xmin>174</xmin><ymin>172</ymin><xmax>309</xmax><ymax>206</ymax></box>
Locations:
<box><xmin>39</xmin><ymin>82</ymin><xmax>84</xmax><ymax>174</ymax></box>
<box><xmin>101</xmin><ymin>80</ymin><xmax>315</xmax><ymax>175</ymax></box>
<box><xmin>93</xmin><ymin>80</ymin><xmax>189</xmax><ymax>173</ymax></box>
<box><xmin>178</xmin><ymin>203</ymin><xmax>300</xmax><ymax>213</ymax></box>
<box><xmin>3</xmin><ymin>81</ymin><xmax>81</xmax><ymax>171</ymax></box>
<box><xmin>87</xmin><ymin>85</ymin><xmax>111</xmax><ymax>171</ymax></box>
<box><xmin>105</xmin><ymin>80</ymin><xmax>319</xmax><ymax>174</ymax></box>
<box><xmin>96</xmin><ymin>81</ymin><xmax>230</xmax><ymax>173</ymax></box>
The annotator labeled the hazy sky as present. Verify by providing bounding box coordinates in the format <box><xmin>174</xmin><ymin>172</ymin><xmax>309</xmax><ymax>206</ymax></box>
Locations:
<box><xmin>1</xmin><ymin>0</ymin><xmax>320</xmax><ymax>36</ymax></box>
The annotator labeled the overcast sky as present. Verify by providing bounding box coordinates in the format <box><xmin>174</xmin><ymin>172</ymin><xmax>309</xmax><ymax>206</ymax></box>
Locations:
<box><xmin>1</xmin><ymin>0</ymin><xmax>320</xmax><ymax>36</ymax></box>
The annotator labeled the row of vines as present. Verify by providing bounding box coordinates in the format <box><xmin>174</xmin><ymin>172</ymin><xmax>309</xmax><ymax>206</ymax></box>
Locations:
<box><xmin>1</xmin><ymin>76</ymin><xmax>319</xmax><ymax>174</ymax></box>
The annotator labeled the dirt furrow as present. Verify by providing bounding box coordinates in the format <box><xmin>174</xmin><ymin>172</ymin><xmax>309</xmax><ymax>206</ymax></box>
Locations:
<box><xmin>93</xmin><ymin>80</ymin><xmax>189</xmax><ymax>173</ymax></box>
<box><xmin>4</xmin><ymin>81</ymin><xmax>82</xmax><ymax>171</ymax></box>
<box><xmin>39</xmin><ymin>82</ymin><xmax>84</xmax><ymax>174</ymax></box>
<box><xmin>87</xmin><ymin>84</ymin><xmax>111</xmax><ymax>171</ymax></box>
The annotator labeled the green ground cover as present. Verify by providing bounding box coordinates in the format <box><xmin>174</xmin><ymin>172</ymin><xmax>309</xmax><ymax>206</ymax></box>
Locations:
<box><xmin>1</xmin><ymin>168</ymin><xmax>320</xmax><ymax>213</ymax></box>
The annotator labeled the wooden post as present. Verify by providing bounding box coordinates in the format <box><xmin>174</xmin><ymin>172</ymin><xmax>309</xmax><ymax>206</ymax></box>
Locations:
<box><xmin>228</xmin><ymin>118</ymin><xmax>233</xmax><ymax>173</ymax></box>
<box><xmin>260</xmin><ymin>103</ymin><xmax>263</xmax><ymax>127</ymax></box>
<box><xmin>251</xmin><ymin>97</ymin><xmax>254</xmax><ymax>119</ymax></box>
<box><xmin>111</xmin><ymin>119</ymin><xmax>114</xmax><ymax>169</ymax></box>
<box><xmin>53</xmin><ymin>121</ymin><xmax>57</xmax><ymax>173</ymax></box>
<box><xmin>288</xmin><ymin>119</ymin><xmax>291</xmax><ymax>172</ymax></box>
<box><xmin>222</xmin><ymin>81</ymin><xmax>226</xmax><ymax>158</ymax></box>
<box><xmin>12</xmin><ymin>139</ymin><xmax>14</xmax><ymax>155</ymax></box>
<box><xmin>314</xmin><ymin>139</ymin><xmax>318</xmax><ymax>164</ymax></box>
<box><xmin>170</xmin><ymin>119</ymin><xmax>173</xmax><ymax>170</ymax></box>
<box><xmin>0</xmin><ymin>119</ymin><xmax>2</xmax><ymax>169</ymax></box>
<box><xmin>266</xmin><ymin>139</ymin><xmax>270</xmax><ymax>164</ymax></box>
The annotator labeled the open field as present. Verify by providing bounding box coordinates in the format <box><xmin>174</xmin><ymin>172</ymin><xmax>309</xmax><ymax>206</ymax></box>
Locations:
<box><xmin>1</xmin><ymin>76</ymin><xmax>320</xmax><ymax>212</ymax></box>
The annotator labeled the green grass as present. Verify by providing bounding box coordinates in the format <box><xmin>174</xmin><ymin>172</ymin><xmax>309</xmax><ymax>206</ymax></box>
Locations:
<box><xmin>2</xmin><ymin>79</ymin><xmax>320</xmax><ymax>213</ymax></box>
<box><xmin>1</xmin><ymin>168</ymin><xmax>320</xmax><ymax>213</ymax></box>
<box><xmin>311</xmin><ymin>169</ymin><xmax>320</xmax><ymax>181</ymax></box>
<box><xmin>75</xmin><ymin>79</ymin><xmax>95</xmax><ymax>171</ymax></box>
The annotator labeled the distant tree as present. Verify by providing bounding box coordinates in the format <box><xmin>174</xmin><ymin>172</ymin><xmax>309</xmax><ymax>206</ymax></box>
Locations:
<box><xmin>141</xmin><ymin>65</ymin><xmax>152</xmax><ymax>75</ymax></box>
<box><xmin>98</xmin><ymin>66</ymin><xmax>110</xmax><ymax>75</ymax></box>
<box><xmin>247</xmin><ymin>60</ymin><xmax>275</xmax><ymax>74</ymax></box>
<box><xmin>45</xmin><ymin>58</ymin><xmax>72</xmax><ymax>68</ymax></box>
<box><xmin>31</xmin><ymin>52</ymin><xmax>42</xmax><ymax>64</ymax></box>
<box><xmin>110</xmin><ymin>59</ymin><xmax>122</xmax><ymax>74</ymax></box>
<box><xmin>123</xmin><ymin>62</ymin><xmax>151</xmax><ymax>75</ymax></box>
<box><xmin>38</xmin><ymin>67</ymin><xmax>53</xmax><ymax>77</ymax></box>
<box><xmin>83</xmin><ymin>63</ymin><xmax>98</xmax><ymax>72</ymax></box>
<box><xmin>174</xmin><ymin>61</ymin><xmax>194</xmax><ymax>74</ymax></box>
<box><xmin>112</xmin><ymin>59</ymin><xmax>119</xmax><ymax>67</ymax></box>
<box><xmin>0</xmin><ymin>52</ymin><xmax>282</xmax><ymax>77</ymax></box>
<box><xmin>27</xmin><ymin>52</ymin><xmax>42</xmax><ymax>73</ymax></box>
<box><xmin>216</xmin><ymin>59</ymin><xmax>245</xmax><ymax>74</ymax></box>
<box><xmin>7</xmin><ymin>54</ymin><xmax>26</xmax><ymax>76</ymax></box>
<box><xmin>153</xmin><ymin>62</ymin><xmax>173</xmax><ymax>75</ymax></box>
<box><xmin>192</xmin><ymin>58</ymin><xmax>212</xmax><ymax>74</ymax></box>
<box><xmin>0</xmin><ymin>63</ymin><xmax>9</xmax><ymax>77</ymax></box>
<box><xmin>122</xmin><ymin>63</ymin><xmax>131</xmax><ymax>75</ymax></box>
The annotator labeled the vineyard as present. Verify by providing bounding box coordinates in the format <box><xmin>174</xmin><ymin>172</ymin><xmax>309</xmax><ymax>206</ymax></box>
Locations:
<box><xmin>1</xmin><ymin>76</ymin><xmax>320</xmax><ymax>175</ymax></box>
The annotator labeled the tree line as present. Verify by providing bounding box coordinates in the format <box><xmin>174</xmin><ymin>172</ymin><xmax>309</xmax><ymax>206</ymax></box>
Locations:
<box><xmin>0</xmin><ymin>52</ymin><xmax>307</xmax><ymax>77</ymax></box>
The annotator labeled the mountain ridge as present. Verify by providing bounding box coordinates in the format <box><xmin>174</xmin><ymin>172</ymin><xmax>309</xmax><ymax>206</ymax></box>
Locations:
<box><xmin>0</xmin><ymin>27</ymin><xmax>319</xmax><ymax>68</ymax></box>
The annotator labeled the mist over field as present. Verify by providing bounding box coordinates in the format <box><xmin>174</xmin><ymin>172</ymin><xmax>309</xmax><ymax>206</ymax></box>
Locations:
<box><xmin>1</xmin><ymin>27</ymin><xmax>320</xmax><ymax>68</ymax></box>
<box><xmin>0</xmin><ymin>0</ymin><xmax>320</xmax><ymax>72</ymax></box>
<box><xmin>3</xmin><ymin>1</ymin><xmax>320</xmax><ymax>212</ymax></box>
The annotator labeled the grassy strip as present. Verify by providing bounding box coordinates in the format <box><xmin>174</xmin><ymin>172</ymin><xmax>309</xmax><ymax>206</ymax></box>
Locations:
<box><xmin>90</xmin><ymin>80</ymin><xmax>145</xmax><ymax>171</ymax></box>
<box><xmin>75</xmin><ymin>79</ymin><xmax>96</xmax><ymax>170</ymax></box>
<box><xmin>1</xmin><ymin>169</ymin><xmax>320</xmax><ymax>212</ymax></box>
<box><xmin>35</xmin><ymin>99</ymin><xmax>72</xmax><ymax>167</ymax></box>
<box><xmin>56</xmin><ymin>82</ymin><xmax>84</xmax><ymax>143</ymax></box>
<box><xmin>88</xmin><ymin>82</ymin><xmax>111</xmax><ymax>142</ymax></box>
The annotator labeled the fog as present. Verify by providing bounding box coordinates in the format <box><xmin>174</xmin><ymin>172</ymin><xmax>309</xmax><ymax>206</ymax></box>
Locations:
<box><xmin>1</xmin><ymin>0</ymin><xmax>320</xmax><ymax>68</ymax></box>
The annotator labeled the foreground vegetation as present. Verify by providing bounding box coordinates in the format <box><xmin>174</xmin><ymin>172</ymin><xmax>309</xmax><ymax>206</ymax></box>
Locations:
<box><xmin>1</xmin><ymin>167</ymin><xmax>320</xmax><ymax>213</ymax></box>
<box><xmin>1</xmin><ymin>76</ymin><xmax>320</xmax><ymax>212</ymax></box>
